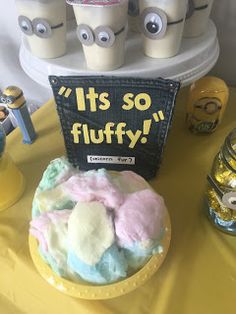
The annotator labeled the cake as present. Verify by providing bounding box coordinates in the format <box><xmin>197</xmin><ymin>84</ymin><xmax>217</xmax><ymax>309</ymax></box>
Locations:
<box><xmin>30</xmin><ymin>157</ymin><xmax>168</xmax><ymax>284</ymax></box>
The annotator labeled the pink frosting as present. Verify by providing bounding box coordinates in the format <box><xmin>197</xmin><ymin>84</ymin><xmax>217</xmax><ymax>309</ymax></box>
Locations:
<box><xmin>62</xmin><ymin>173</ymin><xmax>124</xmax><ymax>209</ymax></box>
<box><xmin>30</xmin><ymin>210</ymin><xmax>71</xmax><ymax>252</ymax></box>
<box><xmin>114</xmin><ymin>189</ymin><xmax>166</xmax><ymax>246</ymax></box>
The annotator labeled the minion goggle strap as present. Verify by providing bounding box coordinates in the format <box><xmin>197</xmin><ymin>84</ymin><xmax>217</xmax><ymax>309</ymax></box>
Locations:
<box><xmin>18</xmin><ymin>15</ymin><xmax>64</xmax><ymax>39</ymax></box>
<box><xmin>140</xmin><ymin>8</ymin><xmax>184</xmax><ymax>40</ymax></box>
<box><xmin>77</xmin><ymin>24</ymin><xmax>126</xmax><ymax>48</ymax></box>
<box><xmin>128</xmin><ymin>0</ymin><xmax>139</xmax><ymax>17</ymax></box>
<box><xmin>194</xmin><ymin>97</ymin><xmax>222</xmax><ymax>115</ymax></box>
<box><xmin>207</xmin><ymin>175</ymin><xmax>236</xmax><ymax>211</ymax></box>
<box><xmin>186</xmin><ymin>0</ymin><xmax>209</xmax><ymax>19</ymax></box>
<box><xmin>0</xmin><ymin>91</ymin><xmax>23</xmax><ymax>105</ymax></box>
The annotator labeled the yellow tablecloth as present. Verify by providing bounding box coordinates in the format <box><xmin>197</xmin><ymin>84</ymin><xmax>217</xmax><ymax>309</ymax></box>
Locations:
<box><xmin>0</xmin><ymin>87</ymin><xmax>235</xmax><ymax>314</ymax></box>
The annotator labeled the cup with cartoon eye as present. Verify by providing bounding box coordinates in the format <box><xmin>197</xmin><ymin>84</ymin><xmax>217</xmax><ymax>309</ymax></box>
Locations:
<box><xmin>67</xmin><ymin>0</ymin><xmax>128</xmax><ymax>71</ymax></box>
<box><xmin>15</xmin><ymin>0</ymin><xmax>67</xmax><ymax>59</ymax></box>
<box><xmin>184</xmin><ymin>0</ymin><xmax>214</xmax><ymax>37</ymax></box>
<box><xmin>128</xmin><ymin>0</ymin><xmax>140</xmax><ymax>32</ymax></box>
<box><xmin>139</xmin><ymin>0</ymin><xmax>188</xmax><ymax>58</ymax></box>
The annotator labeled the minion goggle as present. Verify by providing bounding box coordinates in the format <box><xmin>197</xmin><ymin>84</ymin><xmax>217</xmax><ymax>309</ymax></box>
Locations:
<box><xmin>77</xmin><ymin>24</ymin><xmax>126</xmax><ymax>48</ymax></box>
<box><xmin>207</xmin><ymin>175</ymin><xmax>236</xmax><ymax>211</ymax></box>
<box><xmin>140</xmin><ymin>8</ymin><xmax>184</xmax><ymax>40</ymax></box>
<box><xmin>194</xmin><ymin>97</ymin><xmax>222</xmax><ymax>115</ymax></box>
<box><xmin>0</xmin><ymin>92</ymin><xmax>23</xmax><ymax>105</ymax></box>
<box><xmin>186</xmin><ymin>0</ymin><xmax>209</xmax><ymax>19</ymax></box>
<box><xmin>18</xmin><ymin>15</ymin><xmax>64</xmax><ymax>39</ymax></box>
<box><xmin>128</xmin><ymin>0</ymin><xmax>139</xmax><ymax>17</ymax></box>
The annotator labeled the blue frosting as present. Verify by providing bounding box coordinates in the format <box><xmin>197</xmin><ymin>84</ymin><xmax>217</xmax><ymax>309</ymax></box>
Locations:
<box><xmin>39</xmin><ymin>247</ymin><xmax>66</xmax><ymax>277</ymax></box>
<box><xmin>123</xmin><ymin>240</ymin><xmax>164</xmax><ymax>269</ymax></box>
<box><xmin>38</xmin><ymin>157</ymin><xmax>75</xmax><ymax>192</ymax></box>
<box><xmin>68</xmin><ymin>244</ymin><xmax>128</xmax><ymax>284</ymax></box>
<box><xmin>32</xmin><ymin>157</ymin><xmax>77</xmax><ymax>217</ymax></box>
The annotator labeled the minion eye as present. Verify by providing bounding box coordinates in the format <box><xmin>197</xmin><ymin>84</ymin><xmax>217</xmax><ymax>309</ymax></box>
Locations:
<box><xmin>140</xmin><ymin>8</ymin><xmax>167</xmax><ymax>40</ymax></box>
<box><xmin>22</xmin><ymin>21</ymin><xmax>29</xmax><ymax>31</ymax></box>
<box><xmin>145</xmin><ymin>13</ymin><xmax>162</xmax><ymax>34</ymax></box>
<box><xmin>0</xmin><ymin>96</ymin><xmax>6</xmax><ymax>103</ymax></box>
<box><xmin>33</xmin><ymin>19</ymin><xmax>52</xmax><ymax>38</ymax></box>
<box><xmin>98</xmin><ymin>31</ymin><xmax>109</xmax><ymax>43</ymax></box>
<box><xmin>77</xmin><ymin>24</ymin><xmax>94</xmax><ymax>46</ymax></box>
<box><xmin>128</xmin><ymin>0</ymin><xmax>139</xmax><ymax>17</ymax></box>
<box><xmin>18</xmin><ymin>15</ymin><xmax>33</xmax><ymax>36</ymax></box>
<box><xmin>36</xmin><ymin>24</ymin><xmax>47</xmax><ymax>35</ymax></box>
<box><xmin>95</xmin><ymin>26</ymin><xmax>115</xmax><ymax>48</ymax></box>
<box><xmin>222</xmin><ymin>192</ymin><xmax>236</xmax><ymax>211</ymax></box>
<box><xmin>6</xmin><ymin>97</ymin><xmax>14</xmax><ymax>105</ymax></box>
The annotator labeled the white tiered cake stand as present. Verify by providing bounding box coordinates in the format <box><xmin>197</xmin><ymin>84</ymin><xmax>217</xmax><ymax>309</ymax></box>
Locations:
<box><xmin>19</xmin><ymin>20</ymin><xmax>219</xmax><ymax>88</ymax></box>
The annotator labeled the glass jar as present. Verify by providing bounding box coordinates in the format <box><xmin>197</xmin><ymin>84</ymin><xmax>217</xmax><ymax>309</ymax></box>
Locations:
<box><xmin>206</xmin><ymin>129</ymin><xmax>236</xmax><ymax>235</ymax></box>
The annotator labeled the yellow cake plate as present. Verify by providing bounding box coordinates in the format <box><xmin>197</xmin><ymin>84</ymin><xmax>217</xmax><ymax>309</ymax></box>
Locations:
<box><xmin>29</xmin><ymin>213</ymin><xmax>171</xmax><ymax>300</ymax></box>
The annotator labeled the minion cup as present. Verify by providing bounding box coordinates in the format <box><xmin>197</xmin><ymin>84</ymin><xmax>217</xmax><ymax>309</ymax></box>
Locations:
<box><xmin>67</xmin><ymin>0</ymin><xmax>129</xmax><ymax>71</ymax></box>
<box><xmin>139</xmin><ymin>0</ymin><xmax>188</xmax><ymax>59</ymax></box>
<box><xmin>16</xmin><ymin>0</ymin><xmax>67</xmax><ymax>59</ymax></box>
<box><xmin>128</xmin><ymin>0</ymin><xmax>140</xmax><ymax>32</ymax></box>
<box><xmin>1</xmin><ymin>86</ymin><xmax>37</xmax><ymax>144</ymax></box>
<box><xmin>0</xmin><ymin>124</ymin><xmax>25</xmax><ymax>212</ymax></box>
<box><xmin>184</xmin><ymin>0</ymin><xmax>214</xmax><ymax>37</ymax></box>
<box><xmin>186</xmin><ymin>77</ymin><xmax>229</xmax><ymax>134</ymax></box>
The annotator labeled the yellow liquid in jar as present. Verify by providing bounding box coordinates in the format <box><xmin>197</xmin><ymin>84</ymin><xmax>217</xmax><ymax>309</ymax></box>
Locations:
<box><xmin>207</xmin><ymin>151</ymin><xmax>236</xmax><ymax>222</ymax></box>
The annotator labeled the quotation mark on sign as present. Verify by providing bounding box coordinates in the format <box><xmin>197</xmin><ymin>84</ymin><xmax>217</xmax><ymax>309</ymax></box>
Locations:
<box><xmin>58</xmin><ymin>86</ymin><xmax>72</xmax><ymax>98</ymax></box>
<box><xmin>141</xmin><ymin>111</ymin><xmax>165</xmax><ymax>144</ymax></box>
<box><xmin>153</xmin><ymin>111</ymin><xmax>165</xmax><ymax>122</ymax></box>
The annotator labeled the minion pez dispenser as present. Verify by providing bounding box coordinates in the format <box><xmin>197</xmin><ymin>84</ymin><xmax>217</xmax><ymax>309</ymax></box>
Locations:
<box><xmin>0</xmin><ymin>86</ymin><xmax>37</xmax><ymax>144</ymax></box>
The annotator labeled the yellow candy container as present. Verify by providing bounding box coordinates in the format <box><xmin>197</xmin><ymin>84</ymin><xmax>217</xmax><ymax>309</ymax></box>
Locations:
<box><xmin>0</xmin><ymin>124</ymin><xmax>25</xmax><ymax>211</ymax></box>
<box><xmin>186</xmin><ymin>76</ymin><xmax>229</xmax><ymax>134</ymax></box>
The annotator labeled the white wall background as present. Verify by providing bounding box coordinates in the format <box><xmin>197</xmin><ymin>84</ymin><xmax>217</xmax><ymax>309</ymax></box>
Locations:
<box><xmin>0</xmin><ymin>0</ymin><xmax>235</xmax><ymax>107</ymax></box>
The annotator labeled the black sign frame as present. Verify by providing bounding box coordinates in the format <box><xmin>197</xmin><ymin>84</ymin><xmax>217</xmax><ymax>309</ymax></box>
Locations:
<box><xmin>49</xmin><ymin>76</ymin><xmax>180</xmax><ymax>179</ymax></box>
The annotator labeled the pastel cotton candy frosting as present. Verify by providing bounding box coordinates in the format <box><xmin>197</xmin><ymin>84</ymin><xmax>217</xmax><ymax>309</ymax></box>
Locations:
<box><xmin>30</xmin><ymin>157</ymin><xmax>167</xmax><ymax>284</ymax></box>
<box><xmin>68</xmin><ymin>244</ymin><xmax>127</xmax><ymax>284</ymax></box>
<box><xmin>114</xmin><ymin>189</ymin><xmax>166</xmax><ymax>246</ymax></box>
<box><xmin>62</xmin><ymin>169</ymin><xmax>124</xmax><ymax>209</ymax></box>
<box><xmin>32</xmin><ymin>157</ymin><xmax>77</xmax><ymax>217</ymax></box>
<box><xmin>68</xmin><ymin>201</ymin><xmax>114</xmax><ymax>265</ymax></box>
<box><xmin>30</xmin><ymin>209</ymin><xmax>72</xmax><ymax>276</ymax></box>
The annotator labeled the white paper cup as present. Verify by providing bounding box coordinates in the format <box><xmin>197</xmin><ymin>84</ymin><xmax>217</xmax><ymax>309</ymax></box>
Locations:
<box><xmin>67</xmin><ymin>2</ymin><xmax>75</xmax><ymax>21</ymax></box>
<box><xmin>68</xmin><ymin>0</ymin><xmax>128</xmax><ymax>71</ymax></box>
<box><xmin>139</xmin><ymin>0</ymin><xmax>188</xmax><ymax>59</ymax></box>
<box><xmin>184</xmin><ymin>0</ymin><xmax>214</xmax><ymax>37</ymax></box>
<box><xmin>16</xmin><ymin>0</ymin><xmax>67</xmax><ymax>59</ymax></box>
<box><xmin>128</xmin><ymin>0</ymin><xmax>140</xmax><ymax>32</ymax></box>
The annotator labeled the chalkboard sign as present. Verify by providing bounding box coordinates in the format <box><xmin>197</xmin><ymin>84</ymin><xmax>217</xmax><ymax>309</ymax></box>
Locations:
<box><xmin>49</xmin><ymin>76</ymin><xmax>180</xmax><ymax>179</ymax></box>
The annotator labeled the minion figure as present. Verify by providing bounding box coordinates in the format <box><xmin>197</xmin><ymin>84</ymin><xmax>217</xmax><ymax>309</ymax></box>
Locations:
<box><xmin>16</xmin><ymin>0</ymin><xmax>67</xmax><ymax>59</ymax></box>
<box><xmin>0</xmin><ymin>86</ymin><xmax>37</xmax><ymax>144</ymax></box>
<box><xmin>186</xmin><ymin>76</ymin><xmax>229</xmax><ymax>134</ymax></box>
<box><xmin>139</xmin><ymin>0</ymin><xmax>188</xmax><ymax>58</ymax></box>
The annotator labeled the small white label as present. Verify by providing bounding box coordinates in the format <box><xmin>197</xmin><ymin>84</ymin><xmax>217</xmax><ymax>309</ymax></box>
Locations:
<box><xmin>87</xmin><ymin>155</ymin><xmax>135</xmax><ymax>165</ymax></box>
